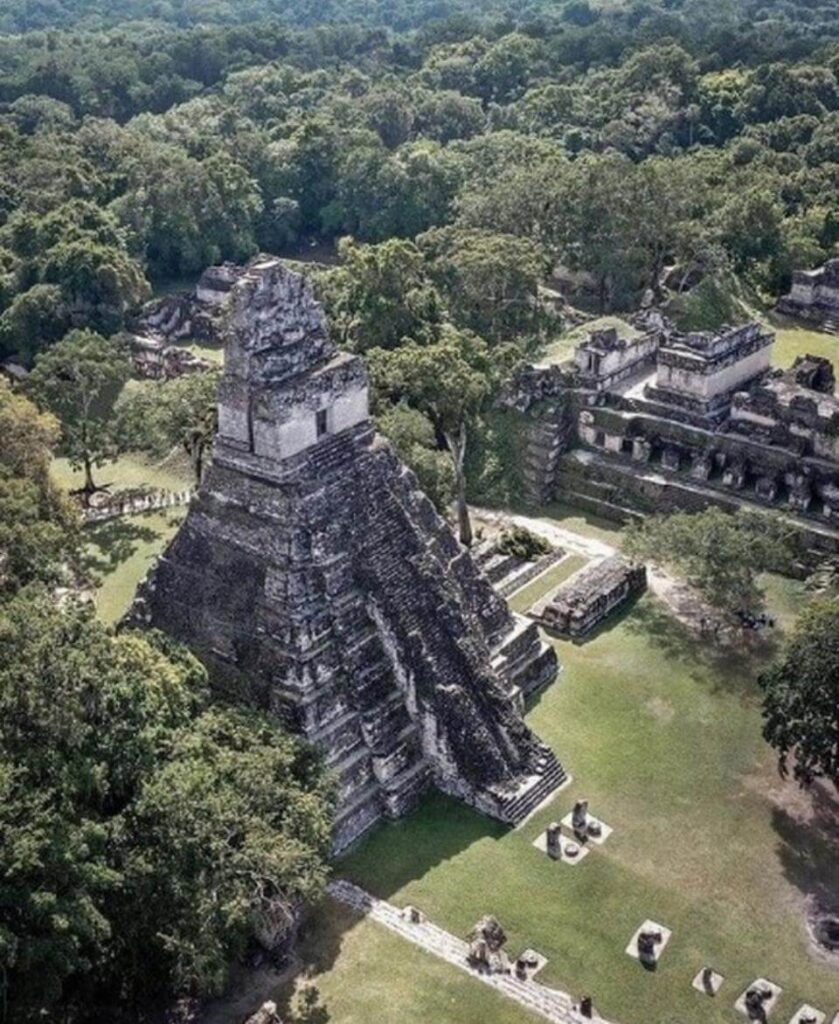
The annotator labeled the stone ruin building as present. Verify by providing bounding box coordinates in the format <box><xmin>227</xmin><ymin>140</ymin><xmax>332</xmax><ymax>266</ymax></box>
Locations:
<box><xmin>126</xmin><ymin>263</ymin><xmax>243</xmax><ymax>379</ymax></box>
<box><xmin>533</xmin><ymin>556</ymin><xmax>647</xmax><ymax>637</ymax></box>
<box><xmin>127</xmin><ymin>258</ymin><xmax>565</xmax><ymax>851</ymax></box>
<box><xmin>573</xmin><ymin>326</ymin><xmax>659</xmax><ymax>392</ymax></box>
<box><xmin>777</xmin><ymin>259</ymin><xmax>839</xmax><ymax>334</ymax></box>
<box><xmin>503</xmin><ymin>317</ymin><xmax>839</xmax><ymax>561</ymax></box>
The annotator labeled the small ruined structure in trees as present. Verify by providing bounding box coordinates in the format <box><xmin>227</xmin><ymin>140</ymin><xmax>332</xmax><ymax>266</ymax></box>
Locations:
<box><xmin>777</xmin><ymin>259</ymin><xmax>839</xmax><ymax>334</ymax></box>
<box><xmin>127</xmin><ymin>264</ymin><xmax>240</xmax><ymax>379</ymax></box>
<box><xmin>128</xmin><ymin>259</ymin><xmax>564</xmax><ymax>850</ymax></box>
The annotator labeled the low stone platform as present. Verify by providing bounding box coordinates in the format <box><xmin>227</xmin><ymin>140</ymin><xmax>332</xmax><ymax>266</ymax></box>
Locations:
<box><xmin>514</xmin><ymin>948</ymin><xmax>548</xmax><ymax>980</ymax></box>
<box><xmin>788</xmin><ymin>1005</ymin><xmax>826</xmax><ymax>1024</ymax></box>
<box><xmin>532</xmin><ymin>555</ymin><xmax>646</xmax><ymax>637</ymax></box>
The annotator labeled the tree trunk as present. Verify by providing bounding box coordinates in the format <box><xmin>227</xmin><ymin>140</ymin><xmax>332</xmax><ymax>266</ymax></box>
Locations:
<box><xmin>193</xmin><ymin>443</ymin><xmax>204</xmax><ymax>486</ymax></box>
<box><xmin>82</xmin><ymin>453</ymin><xmax>96</xmax><ymax>499</ymax></box>
<box><xmin>598</xmin><ymin>274</ymin><xmax>609</xmax><ymax>314</ymax></box>
<box><xmin>445</xmin><ymin>421</ymin><xmax>473</xmax><ymax>548</ymax></box>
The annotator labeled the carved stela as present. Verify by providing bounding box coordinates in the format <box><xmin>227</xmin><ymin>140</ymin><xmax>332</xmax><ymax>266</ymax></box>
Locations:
<box><xmin>127</xmin><ymin>258</ymin><xmax>565</xmax><ymax>850</ymax></box>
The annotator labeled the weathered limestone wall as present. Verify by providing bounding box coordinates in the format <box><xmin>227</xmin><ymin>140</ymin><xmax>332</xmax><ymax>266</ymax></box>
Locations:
<box><xmin>656</xmin><ymin>346</ymin><xmax>770</xmax><ymax>400</ymax></box>
<box><xmin>573</xmin><ymin>329</ymin><xmax>659</xmax><ymax>391</ymax></box>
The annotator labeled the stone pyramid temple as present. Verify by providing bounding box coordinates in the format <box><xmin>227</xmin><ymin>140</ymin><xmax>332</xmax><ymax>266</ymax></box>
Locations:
<box><xmin>129</xmin><ymin>259</ymin><xmax>566</xmax><ymax>849</ymax></box>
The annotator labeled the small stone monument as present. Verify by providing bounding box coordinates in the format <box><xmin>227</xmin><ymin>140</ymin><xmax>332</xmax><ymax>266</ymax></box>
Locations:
<box><xmin>546</xmin><ymin>821</ymin><xmax>563</xmax><ymax>860</ymax></box>
<box><xmin>735</xmin><ymin>979</ymin><xmax>783</xmax><ymax>1021</ymax></box>
<box><xmin>637</xmin><ymin>928</ymin><xmax>663</xmax><ymax>967</ymax></box>
<box><xmin>788</xmin><ymin>1005</ymin><xmax>826</xmax><ymax>1024</ymax></box>
<box><xmin>626</xmin><ymin>919</ymin><xmax>671</xmax><ymax>967</ymax></box>
<box><xmin>514</xmin><ymin>948</ymin><xmax>547</xmax><ymax>980</ymax></box>
<box><xmin>692</xmin><ymin>966</ymin><xmax>724</xmax><ymax>996</ymax></box>
<box><xmin>580</xmin><ymin>996</ymin><xmax>593</xmax><ymax>1019</ymax></box>
<box><xmin>467</xmin><ymin>915</ymin><xmax>510</xmax><ymax>974</ymax></box>
<box><xmin>403</xmin><ymin>905</ymin><xmax>425</xmax><ymax>924</ymax></box>
<box><xmin>572</xmin><ymin>799</ymin><xmax>589</xmax><ymax>837</ymax></box>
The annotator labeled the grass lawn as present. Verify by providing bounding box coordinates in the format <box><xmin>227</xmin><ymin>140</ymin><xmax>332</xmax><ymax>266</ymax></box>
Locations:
<box><xmin>508</xmin><ymin>554</ymin><xmax>589</xmax><ymax>615</ymax></box>
<box><xmin>179</xmin><ymin>339</ymin><xmax>224</xmax><ymax>364</ymax></box>
<box><xmin>80</xmin><ymin>509</ymin><xmax>185</xmax><ymax>624</ymax></box>
<box><xmin>265</xmin><ymin>905</ymin><xmax>542</xmax><ymax>1024</ymax></box>
<box><xmin>51</xmin><ymin>450</ymin><xmax>193</xmax><ymax>495</ymax></box>
<box><xmin>285</xmin><ymin>565</ymin><xmax>838</xmax><ymax>1024</ymax></box>
<box><xmin>51</xmin><ymin>447</ymin><xmax>192</xmax><ymax>625</ymax></box>
<box><xmin>771</xmin><ymin>320</ymin><xmax>839</xmax><ymax>375</ymax></box>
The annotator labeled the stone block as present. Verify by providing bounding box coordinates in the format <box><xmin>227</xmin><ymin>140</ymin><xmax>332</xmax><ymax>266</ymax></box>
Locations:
<box><xmin>788</xmin><ymin>1006</ymin><xmax>825</xmax><ymax>1024</ymax></box>
<box><xmin>513</xmin><ymin>948</ymin><xmax>548</xmax><ymax>980</ymax></box>
<box><xmin>560</xmin><ymin>810</ymin><xmax>613</xmax><ymax>845</ymax></box>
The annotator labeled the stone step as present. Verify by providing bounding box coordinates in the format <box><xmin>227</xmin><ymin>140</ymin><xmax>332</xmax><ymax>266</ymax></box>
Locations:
<box><xmin>500</xmin><ymin>759</ymin><xmax>568</xmax><ymax>823</ymax></box>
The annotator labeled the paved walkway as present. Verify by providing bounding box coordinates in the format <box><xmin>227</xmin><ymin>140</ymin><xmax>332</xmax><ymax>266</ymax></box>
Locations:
<box><xmin>328</xmin><ymin>880</ymin><xmax>614</xmax><ymax>1024</ymax></box>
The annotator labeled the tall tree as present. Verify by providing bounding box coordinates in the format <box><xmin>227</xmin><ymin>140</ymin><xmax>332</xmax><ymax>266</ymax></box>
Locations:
<box><xmin>624</xmin><ymin>507</ymin><xmax>794</xmax><ymax>616</ymax></box>
<box><xmin>118</xmin><ymin>369</ymin><xmax>220</xmax><ymax>485</ymax></box>
<box><xmin>0</xmin><ymin>379</ymin><xmax>77</xmax><ymax>595</ymax></box>
<box><xmin>759</xmin><ymin>597</ymin><xmax>839</xmax><ymax>788</ymax></box>
<box><xmin>0</xmin><ymin>284</ymin><xmax>70</xmax><ymax>364</ymax></box>
<box><xmin>376</xmin><ymin>401</ymin><xmax>454</xmax><ymax>513</ymax></box>
<box><xmin>369</xmin><ymin>326</ymin><xmax>501</xmax><ymax>546</ymax></box>
<box><xmin>27</xmin><ymin>329</ymin><xmax>130</xmax><ymax>498</ymax></box>
<box><xmin>0</xmin><ymin>591</ymin><xmax>333</xmax><ymax>1022</ymax></box>
<box><xmin>420</xmin><ymin>227</ymin><xmax>546</xmax><ymax>342</ymax></box>
<box><xmin>318</xmin><ymin>238</ymin><xmax>443</xmax><ymax>351</ymax></box>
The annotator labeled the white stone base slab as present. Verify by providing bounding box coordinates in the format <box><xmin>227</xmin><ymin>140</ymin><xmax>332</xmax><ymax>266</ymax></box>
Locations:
<box><xmin>514</xmin><ymin>948</ymin><xmax>548</xmax><ymax>980</ymax></box>
<box><xmin>692</xmin><ymin>967</ymin><xmax>724</xmax><ymax>996</ymax></box>
<box><xmin>788</xmin><ymin>1006</ymin><xmax>825</xmax><ymax>1024</ymax></box>
<box><xmin>533</xmin><ymin>830</ymin><xmax>591</xmax><ymax>865</ymax></box>
<box><xmin>625</xmin><ymin>920</ymin><xmax>672</xmax><ymax>964</ymax></box>
<box><xmin>735</xmin><ymin>979</ymin><xmax>783</xmax><ymax>1019</ymax></box>
<box><xmin>560</xmin><ymin>811</ymin><xmax>613</xmax><ymax>845</ymax></box>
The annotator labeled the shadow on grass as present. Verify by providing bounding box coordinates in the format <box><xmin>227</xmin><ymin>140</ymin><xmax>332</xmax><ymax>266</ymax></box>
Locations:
<box><xmin>269</xmin><ymin>796</ymin><xmax>506</xmax><ymax>1020</ymax></box>
<box><xmin>622</xmin><ymin>596</ymin><xmax>777</xmax><ymax>698</ymax></box>
<box><xmin>772</xmin><ymin>783</ymin><xmax>839</xmax><ymax>912</ymax></box>
<box><xmin>338</xmin><ymin>790</ymin><xmax>505</xmax><ymax>900</ymax></box>
<box><xmin>80</xmin><ymin>516</ymin><xmax>164</xmax><ymax>577</ymax></box>
<box><xmin>273</xmin><ymin>903</ymin><xmax>364</xmax><ymax>1024</ymax></box>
